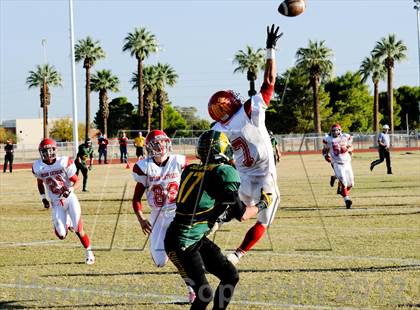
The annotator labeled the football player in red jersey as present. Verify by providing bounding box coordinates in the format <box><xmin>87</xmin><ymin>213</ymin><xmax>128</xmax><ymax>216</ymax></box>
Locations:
<box><xmin>322</xmin><ymin>124</ymin><xmax>354</xmax><ymax>209</ymax></box>
<box><xmin>208</xmin><ymin>25</ymin><xmax>282</xmax><ymax>264</ymax></box>
<box><xmin>131</xmin><ymin>130</ymin><xmax>195</xmax><ymax>302</ymax></box>
<box><xmin>32</xmin><ymin>138</ymin><xmax>95</xmax><ymax>264</ymax></box>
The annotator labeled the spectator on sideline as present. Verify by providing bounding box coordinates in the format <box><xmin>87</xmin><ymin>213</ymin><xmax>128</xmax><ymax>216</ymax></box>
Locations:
<box><xmin>370</xmin><ymin>124</ymin><xmax>392</xmax><ymax>174</ymax></box>
<box><xmin>3</xmin><ymin>138</ymin><xmax>14</xmax><ymax>173</ymax></box>
<box><xmin>75</xmin><ymin>139</ymin><xmax>93</xmax><ymax>192</ymax></box>
<box><xmin>119</xmin><ymin>132</ymin><xmax>129</xmax><ymax>163</ymax></box>
<box><xmin>269</xmin><ymin>130</ymin><xmax>281</xmax><ymax>165</ymax></box>
<box><xmin>97</xmin><ymin>133</ymin><xmax>109</xmax><ymax>164</ymax></box>
<box><xmin>133</xmin><ymin>131</ymin><xmax>145</xmax><ymax>160</ymax></box>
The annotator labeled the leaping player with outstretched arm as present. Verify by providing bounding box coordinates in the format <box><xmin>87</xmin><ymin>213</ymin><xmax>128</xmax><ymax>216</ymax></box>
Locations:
<box><xmin>32</xmin><ymin>138</ymin><xmax>95</xmax><ymax>265</ymax></box>
<box><xmin>208</xmin><ymin>25</ymin><xmax>282</xmax><ymax>265</ymax></box>
<box><xmin>131</xmin><ymin>130</ymin><xmax>195</xmax><ymax>303</ymax></box>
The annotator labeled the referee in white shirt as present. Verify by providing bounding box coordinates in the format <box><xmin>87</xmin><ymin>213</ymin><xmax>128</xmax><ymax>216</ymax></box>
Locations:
<box><xmin>370</xmin><ymin>124</ymin><xmax>392</xmax><ymax>174</ymax></box>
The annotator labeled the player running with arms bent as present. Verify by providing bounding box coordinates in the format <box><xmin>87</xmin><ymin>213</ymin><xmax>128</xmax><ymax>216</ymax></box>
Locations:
<box><xmin>208</xmin><ymin>25</ymin><xmax>282</xmax><ymax>264</ymax></box>
<box><xmin>32</xmin><ymin>138</ymin><xmax>95</xmax><ymax>264</ymax></box>
<box><xmin>131</xmin><ymin>130</ymin><xmax>195</xmax><ymax>302</ymax></box>
<box><xmin>322</xmin><ymin>123</ymin><xmax>354</xmax><ymax>209</ymax></box>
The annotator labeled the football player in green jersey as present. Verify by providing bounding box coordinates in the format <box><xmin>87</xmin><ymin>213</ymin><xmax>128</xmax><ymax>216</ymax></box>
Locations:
<box><xmin>165</xmin><ymin>130</ymin><xmax>271</xmax><ymax>309</ymax></box>
<box><xmin>75</xmin><ymin>138</ymin><xmax>94</xmax><ymax>192</ymax></box>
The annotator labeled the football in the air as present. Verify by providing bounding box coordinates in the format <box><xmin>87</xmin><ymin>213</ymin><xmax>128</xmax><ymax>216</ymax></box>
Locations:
<box><xmin>278</xmin><ymin>0</ymin><xmax>306</xmax><ymax>17</ymax></box>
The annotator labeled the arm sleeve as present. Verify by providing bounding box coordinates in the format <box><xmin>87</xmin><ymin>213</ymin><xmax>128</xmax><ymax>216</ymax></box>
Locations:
<box><xmin>260</xmin><ymin>83</ymin><xmax>274</xmax><ymax>106</ymax></box>
<box><xmin>66</xmin><ymin>157</ymin><xmax>77</xmax><ymax>178</ymax></box>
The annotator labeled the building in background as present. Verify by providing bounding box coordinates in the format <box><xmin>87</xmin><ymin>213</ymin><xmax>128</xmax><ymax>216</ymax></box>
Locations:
<box><xmin>1</xmin><ymin>119</ymin><xmax>44</xmax><ymax>146</ymax></box>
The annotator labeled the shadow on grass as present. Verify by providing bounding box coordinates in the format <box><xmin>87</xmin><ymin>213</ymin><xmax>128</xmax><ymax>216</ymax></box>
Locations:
<box><xmin>42</xmin><ymin>264</ymin><xmax>420</xmax><ymax>278</ymax></box>
<box><xmin>238</xmin><ymin>264</ymin><xmax>420</xmax><ymax>273</ymax></box>
<box><xmin>1</xmin><ymin>301</ymin><xmax>188</xmax><ymax>309</ymax></box>
<box><xmin>0</xmin><ymin>300</ymin><xmax>31</xmax><ymax>309</ymax></box>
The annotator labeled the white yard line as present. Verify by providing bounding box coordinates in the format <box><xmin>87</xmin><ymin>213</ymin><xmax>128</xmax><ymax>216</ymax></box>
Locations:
<box><xmin>0</xmin><ymin>240</ymin><xmax>59</xmax><ymax>247</ymax></box>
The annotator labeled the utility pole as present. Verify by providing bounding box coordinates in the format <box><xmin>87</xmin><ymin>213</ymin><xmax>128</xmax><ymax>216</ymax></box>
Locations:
<box><xmin>414</xmin><ymin>0</ymin><xmax>420</xmax><ymax>86</ymax></box>
<box><xmin>69</xmin><ymin>0</ymin><xmax>79</xmax><ymax>157</ymax></box>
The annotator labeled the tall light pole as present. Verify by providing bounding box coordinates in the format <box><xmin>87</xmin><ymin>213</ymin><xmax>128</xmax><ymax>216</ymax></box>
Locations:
<box><xmin>414</xmin><ymin>0</ymin><xmax>420</xmax><ymax>86</ymax></box>
<box><xmin>69</xmin><ymin>0</ymin><xmax>79</xmax><ymax>157</ymax></box>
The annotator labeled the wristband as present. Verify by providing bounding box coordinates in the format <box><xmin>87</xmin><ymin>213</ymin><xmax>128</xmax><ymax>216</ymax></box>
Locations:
<box><xmin>40</xmin><ymin>194</ymin><xmax>46</xmax><ymax>200</ymax></box>
<box><xmin>266</xmin><ymin>48</ymin><xmax>275</xmax><ymax>60</ymax></box>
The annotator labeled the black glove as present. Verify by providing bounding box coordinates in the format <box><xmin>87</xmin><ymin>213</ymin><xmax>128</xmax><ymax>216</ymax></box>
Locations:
<box><xmin>42</xmin><ymin>198</ymin><xmax>50</xmax><ymax>209</ymax></box>
<box><xmin>256</xmin><ymin>189</ymin><xmax>272</xmax><ymax>210</ymax></box>
<box><xmin>266</xmin><ymin>24</ymin><xmax>283</xmax><ymax>49</ymax></box>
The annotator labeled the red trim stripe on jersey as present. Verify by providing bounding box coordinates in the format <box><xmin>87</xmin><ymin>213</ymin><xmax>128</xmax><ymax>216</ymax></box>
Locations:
<box><xmin>132</xmin><ymin>163</ymin><xmax>146</xmax><ymax>176</ymax></box>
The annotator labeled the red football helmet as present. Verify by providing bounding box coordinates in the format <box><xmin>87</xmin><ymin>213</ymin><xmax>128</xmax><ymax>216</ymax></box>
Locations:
<box><xmin>39</xmin><ymin>138</ymin><xmax>57</xmax><ymax>164</ymax></box>
<box><xmin>145</xmin><ymin>130</ymin><xmax>171</xmax><ymax>161</ymax></box>
<box><xmin>330</xmin><ymin>123</ymin><xmax>342</xmax><ymax>137</ymax></box>
<box><xmin>208</xmin><ymin>90</ymin><xmax>242</xmax><ymax>123</ymax></box>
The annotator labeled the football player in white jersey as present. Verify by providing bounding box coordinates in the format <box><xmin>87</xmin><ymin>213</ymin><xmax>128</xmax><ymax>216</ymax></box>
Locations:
<box><xmin>131</xmin><ymin>129</ymin><xmax>195</xmax><ymax>302</ymax></box>
<box><xmin>32</xmin><ymin>138</ymin><xmax>95</xmax><ymax>264</ymax></box>
<box><xmin>208</xmin><ymin>25</ymin><xmax>282</xmax><ymax>265</ymax></box>
<box><xmin>322</xmin><ymin>124</ymin><xmax>354</xmax><ymax>209</ymax></box>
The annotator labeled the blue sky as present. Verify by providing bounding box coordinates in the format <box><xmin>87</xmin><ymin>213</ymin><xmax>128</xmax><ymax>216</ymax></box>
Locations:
<box><xmin>0</xmin><ymin>0</ymin><xmax>418</xmax><ymax>123</ymax></box>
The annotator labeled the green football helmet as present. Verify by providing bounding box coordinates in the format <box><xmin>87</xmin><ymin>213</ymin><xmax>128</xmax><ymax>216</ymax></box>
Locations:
<box><xmin>196</xmin><ymin>130</ymin><xmax>233</xmax><ymax>164</ymax></box>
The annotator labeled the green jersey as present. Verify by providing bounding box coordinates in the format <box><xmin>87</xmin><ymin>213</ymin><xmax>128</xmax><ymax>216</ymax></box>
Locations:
<box><xmin>77</xmin><ymin>144</ymin><xmax>93</xmax><ymax>167</ymax></box>
<box><xmin>166</xmin><ymin>163</ymin><xmax>240</xmax><ymax>250</ymax></box>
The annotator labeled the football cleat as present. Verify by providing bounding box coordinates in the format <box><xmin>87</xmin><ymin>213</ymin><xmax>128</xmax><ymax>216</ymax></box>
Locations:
<box><xmin>226</xmin><ymin>252</ymin><xmax>240</xmax><ymax>265</ymax></box>
<box><xmin>345</xmin><ymin>200</ymin><xmax>352</xmax><ymax>209</ymax></box>
<box><xmin>85</xmin><ymin>250</ymin><xmax>95</xmax><ymax>265</ymax></box>
<box><xmin>188</xmin><ymin>290</ymin><xmax>196</xmax><ymax>303</ymax></box>
<box><xmin>330</xmin><ymin>176</ymin><xmax>336</xmax><ymax>187</ymax></box>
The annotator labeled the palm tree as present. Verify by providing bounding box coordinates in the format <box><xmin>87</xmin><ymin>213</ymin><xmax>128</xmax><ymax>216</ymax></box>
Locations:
<box><xmin>233</xmin><ymin>46</ymin><xmax>265</xmax><ymax>96</ymax></box>
<box><xmin>359</xmin><ymin>54</ymin><xmax>386</xmax><ymax>133</ymax></box>
<box><xmin>130</xmin><ymin>66</ymin><xmax>158</xmax><ymax>132</ymax></box>
<box><xmin>155</xmin><ymin>63</ymin><xmax>178</xmax><ymax>130</ymax></box>
<box><xmin>75</xmin><ymin>36</ymin><xmax>106</xmax><ymax>140</ymax></box>
<box><xmin>26</xmin><ymin>64</ymin><xmax>62</xmax><ymax>138</ymax></box>
<box><xmin>123</xmin><ymin>27</ymin><xmax>158</xmax><ymax>124</ymax></box>
<box><xmin>296</xmin><ymin>40</ymin><xmax>334</xmax><ymax>133</ymax></box>
<box><xmin>372</xmin><ymin>34</ymin><xmax>407</xmax><ymax>133</ymax></box>
<box><xmin>90</xmin><ymin>70</ymin><xmax>120</xmax><ymax>136</ymax></box>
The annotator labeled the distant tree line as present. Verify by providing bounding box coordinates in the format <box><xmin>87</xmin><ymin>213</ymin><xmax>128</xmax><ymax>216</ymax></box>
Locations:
<box><xmin>25</xmin><ymin>26</ymin><xmax>418</xmax><ymax>141</ymax></box>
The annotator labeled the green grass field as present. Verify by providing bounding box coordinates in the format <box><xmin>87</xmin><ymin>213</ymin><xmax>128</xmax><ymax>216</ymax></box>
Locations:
<box><xmin>1</xmin><ymin>151</ymin><xmax>419</xmax><ymax>309</ymax></box>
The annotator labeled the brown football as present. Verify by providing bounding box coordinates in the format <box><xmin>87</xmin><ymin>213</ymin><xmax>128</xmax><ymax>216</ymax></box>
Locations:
<box><xmin>278</xmin><ymin>0</ymin><xmax>306</xmax><ymax>17</ymax></box>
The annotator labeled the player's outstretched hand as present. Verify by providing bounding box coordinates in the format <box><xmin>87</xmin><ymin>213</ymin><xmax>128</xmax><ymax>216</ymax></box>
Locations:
<box><xmin>42</xmin><ymin>198</ymin><xmax>50</xmax><ymax>209</ymax></box>
<box><xmin>266</xmin><ymin>24</ymin><xmax>283</xmax><ymax>49</ymax></box>
<box><xmin>256</xmin><ymin>189</ymin><xmax>272</xmax><ymax>210</ymax></box>
<box><xmin>139</xmin><ymin>218</ymin><xmax>152</xmax><ymax>235</ymax></box>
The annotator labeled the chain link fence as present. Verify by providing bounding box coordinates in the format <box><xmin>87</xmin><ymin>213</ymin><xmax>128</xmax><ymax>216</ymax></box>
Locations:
<box><xmin>1</xmin><ymin>131</ymin><xmax>419</xmax><ymax>163</ymax></box>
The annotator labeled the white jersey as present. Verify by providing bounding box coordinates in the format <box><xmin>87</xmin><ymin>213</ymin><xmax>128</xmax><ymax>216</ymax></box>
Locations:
<box><xmin>323</xmin><ymin>134</ymin><xmax>353</xmax><ymax>164</ymax></box>
<box><xmin>212</xmin><ymin>92</ymin><xmax>275</xmax><ymax>177</ymax></box>
<box><xmin>132</xmin><ymin>154</ymin><xmax>186</xmax><ymax>210</ymax></box>
<box><xmin>32</xmin><ymin>156</ymin><xmax>77</xmax><ymax>203</ymax></box>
